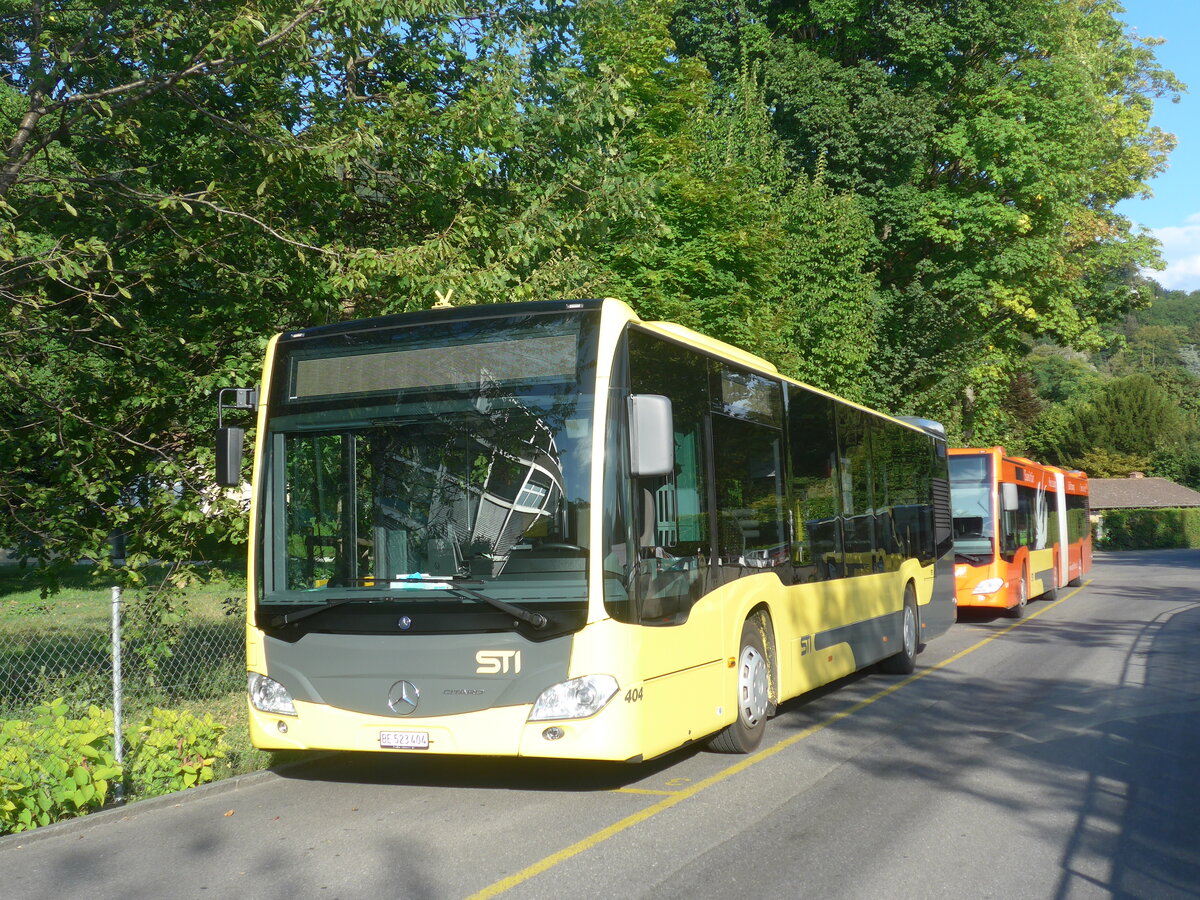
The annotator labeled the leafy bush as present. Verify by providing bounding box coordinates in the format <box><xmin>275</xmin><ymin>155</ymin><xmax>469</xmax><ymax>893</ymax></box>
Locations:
<box><xmin>1</xmin><ymin>702</ymin><xmax>229</xmax><ymax>834</ymax></box>
<box><xmin>1098</xmin><ymin>508</ymin><xmax>1200</xmax><ymax>550</ymax></box>
<box><xmin>0</xmin><ymin>701</ymin><xmax>121</xmax><ymax>834</ymax></box>
<box><xmin>126</xmin><ymin>708</ymin><xmax>226</xmax><ymax>797</ymax></box>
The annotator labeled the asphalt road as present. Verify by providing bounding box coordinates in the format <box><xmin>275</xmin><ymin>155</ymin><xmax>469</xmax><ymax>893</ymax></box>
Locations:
<box><xmin>4</xmin><ymin>549</ymin><xmax>1199</xmax><ymax>900</ymax></box>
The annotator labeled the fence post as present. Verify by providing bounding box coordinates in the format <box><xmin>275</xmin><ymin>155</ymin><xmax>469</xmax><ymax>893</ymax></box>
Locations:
<box><xmin>111</xmin><ymin>585</ymin><xmax>125</xmax><ymax>804</ymax></box>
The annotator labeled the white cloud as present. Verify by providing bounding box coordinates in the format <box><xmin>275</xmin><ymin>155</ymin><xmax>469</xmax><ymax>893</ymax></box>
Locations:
<box><xmin>1147</xmin><ymin>219</ymin><xmax>1200</xmax><ymax>291</ymax></box>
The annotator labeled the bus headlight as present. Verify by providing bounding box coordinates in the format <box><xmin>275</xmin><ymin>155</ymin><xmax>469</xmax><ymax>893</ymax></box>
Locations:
<box><xmin>529</xmin><ymin>675</ymin><xmax>619</xmax><ymax>721</ymax></box>
<box><xmin>248</xmin><ymin>672</ymin><xmax>296</xmax><ymax>716</ymax></box>
<box><xmin>972</xmin><ymin>578</ymin><xmax>1005</xmax><ymax>595</ymax></box>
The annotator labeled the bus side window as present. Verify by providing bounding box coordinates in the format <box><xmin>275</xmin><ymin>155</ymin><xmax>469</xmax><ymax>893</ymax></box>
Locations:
<box><xmin>785</xmin><ymin>385</ymin><xmax>843</xmax><ymax>582</ymax></box>
<box><xmin>711</xmin><ymin>366</ymin><xmax>786</xmax><ymax>584</ymax></box>
<box><xmin>872</xmin><ymin>423</ymin><xmax>923</xmax><ymax>574</ymax></box>
<box><xmin>837</xmin><ymin>406</ymin><xmax>876</xmax><ymax>577</ymax></box>
<box><xmin>628</xmin><ymin>330</ymin><xmax>712</xmax><ymax>625</ymax></box>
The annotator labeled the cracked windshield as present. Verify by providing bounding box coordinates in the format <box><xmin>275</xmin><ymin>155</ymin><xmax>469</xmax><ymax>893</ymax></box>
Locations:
<box><xmin>260</xmin><ymin>312</ymin><xmax>598</xmax><ymax>613</ymax></box>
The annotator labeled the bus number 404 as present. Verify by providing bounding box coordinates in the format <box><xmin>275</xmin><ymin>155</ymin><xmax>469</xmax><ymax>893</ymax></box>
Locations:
<box><xmin>624</xmin><ymin>687</ymin><xmax>643</xmax><ymax>703</ymax></box>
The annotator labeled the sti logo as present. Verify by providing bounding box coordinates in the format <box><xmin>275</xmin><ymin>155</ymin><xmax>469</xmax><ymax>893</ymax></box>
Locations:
<box><xmin>476</xmin><ymin>650</ymin><xmax>522</xmax><ymax>674</ymax></box>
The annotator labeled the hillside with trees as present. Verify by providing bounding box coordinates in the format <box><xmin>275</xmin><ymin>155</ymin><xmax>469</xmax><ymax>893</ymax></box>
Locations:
<box><xmin>0</xmin><ymin>0</ymin><xmax>1187</xmax><ymax>580</ymax></box>
<box><xmin>1016</xmin><ymin>284</ymin><xmax>1200</xmax><ymax>488</ymax></box>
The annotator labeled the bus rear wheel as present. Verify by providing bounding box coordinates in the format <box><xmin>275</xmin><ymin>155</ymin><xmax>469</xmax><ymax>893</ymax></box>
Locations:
<box><xmin>879</xmin><ymin>584</ymin><xmax>919</xmax><ymax>675</ymax></box>
<box><xmin>708</xmin><ymin>617</ymin><xmax>770</xmax><ymax>754</ymax></box>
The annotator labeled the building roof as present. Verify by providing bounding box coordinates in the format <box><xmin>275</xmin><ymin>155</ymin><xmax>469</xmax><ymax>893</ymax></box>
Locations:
<box><xmin>1089</xmin><ymin>476</ymin><xmax>1200</xmax><ymax>510</ymax></box>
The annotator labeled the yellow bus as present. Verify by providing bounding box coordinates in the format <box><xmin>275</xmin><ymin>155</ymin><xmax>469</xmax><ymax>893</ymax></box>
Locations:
<box><xmin>216</xmin><ymin>298</ymin><xmax>955</xmax><ymax>761</ymax></box>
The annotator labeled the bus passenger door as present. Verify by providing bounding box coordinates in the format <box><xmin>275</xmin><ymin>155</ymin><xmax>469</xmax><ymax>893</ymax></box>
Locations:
<box><xmin>627</xmin><ymin>329</ymin><xmax>724</xmax><ymax>754</ymax></box>
<box><xmin>1053</xmin><ymin>471</ymin><xmax>1069</xmax><ymax>587</ymax></box>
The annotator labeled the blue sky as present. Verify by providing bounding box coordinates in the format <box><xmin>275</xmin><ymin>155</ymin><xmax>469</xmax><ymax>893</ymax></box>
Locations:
<box><xmin>1115</xmin><ymin>0</ymin><xmax>1200</xmax><ymax>292</ymax></box>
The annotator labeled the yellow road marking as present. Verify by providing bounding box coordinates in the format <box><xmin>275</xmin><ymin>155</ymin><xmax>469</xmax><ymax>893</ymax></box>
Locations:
<box><xmin>612</xmin><ymin>788</ymin><xmax>678</xmax><ymax>796</ymax></box>
<box><xmin>467</xmin><ymin>581</ymin><xmax>1090</xmax><ymax>899</ymax></box>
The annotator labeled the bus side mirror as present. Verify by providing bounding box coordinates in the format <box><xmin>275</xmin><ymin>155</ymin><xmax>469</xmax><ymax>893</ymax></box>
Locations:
<box><xmin>216</xmin><ymin>426</ymin><xmax>245</xmax><ymax>487</ymax></box>
<box><xmin>216</xmin><ymin>387</ymin><xmax>258</xmax><ymax>487</ymax></box>
<box><xmin>1000</xmin><ymin>482</ymin><xmax>1018</xmax><ymax>512</ymax></box>
<box><xmin>628</xmin><ymin>394</ymin><xmax>674</xmax><ymax>477</ymax></box>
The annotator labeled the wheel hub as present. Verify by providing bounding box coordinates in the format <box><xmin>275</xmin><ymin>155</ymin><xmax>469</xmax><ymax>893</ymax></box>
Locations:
<box><xmin>903</xmin><ymin>605</ymin><xmax>917</xmax><ymax>657</ymax></box>
<box><xmin>738</xmin><ymin>644</ymin><xmax>769</xmax><ymax>727</ymax></box>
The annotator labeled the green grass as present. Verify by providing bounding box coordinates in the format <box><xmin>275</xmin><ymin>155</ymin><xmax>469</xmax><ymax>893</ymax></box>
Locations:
<box><xmin>0</xmin><ymin>561</ymin><xmax>287</xmax><ymax>784</ymax></box>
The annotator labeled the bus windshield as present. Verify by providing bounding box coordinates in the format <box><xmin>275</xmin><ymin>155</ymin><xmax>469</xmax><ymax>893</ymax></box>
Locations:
<box><xmin>257</xmin><ymin>310</ymin><xmax>598</xmax><ymax>627</ymax></box>
<box><xmin>949</xmin><ymin>453</ymin><xmax>994</xmax><ymax>562</ymax></box>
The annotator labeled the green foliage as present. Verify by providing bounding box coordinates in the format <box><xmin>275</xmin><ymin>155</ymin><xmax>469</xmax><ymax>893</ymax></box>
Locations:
<box><xmin>593</xmin><ymin>54</ymin><xmax>879</xmax><ymax>398</ymax></box>
<box><xmin>0</xmin><ymin>701</ymin><xmax>121</xmax><ymax>834</ymax></box>
<box><xmin>1119</xmin><ymin>325</ymin><xmax>1186</xmax><ymax>372</ymax></box>
<box><xmin>0</xmin><ymin>701</ymin><xmax>228</xmax><ymax>834</ymax></box>
<box><xmin>0</xmin><ymin>0</ymin><xmax>1185</xmax><ymax>584</ymax></box>
<box><xmin>1099</xmin><ymin>508</ymin><xmax>1200</xmax><ymax>550</ymax></box>
<box><xmin>1072</xmin><ymin>447</ymin><xmax>1151</xmax><ymax>479</ymax></box>
<box><xmin>126</xmin><ymin>708</ymin><xmax>227</xmax><ymax>796</ymax></box>
<box><xmin>1070</xmin><ymin>374</ymin><xmax>1184</xmax><ymax>461</ymax></box>
<box><xmin>1135</xmin><ymin>285</ymin><xmax>1200</xmax><ymax>332</ymax></box>
<box><xmin>1149</xmin><ymin>446</ymin><xmax>1200</xmax><ymax>492</ymax></box>
<box><xmin>1024</xmin><ymin>347</ymin><xmax>1103</xmax><ymax>404</ymax></box>
<box><xmin>672</xmin><ymin>0</ymin><xmax>1179</xmax><ymax>425</ymax></box>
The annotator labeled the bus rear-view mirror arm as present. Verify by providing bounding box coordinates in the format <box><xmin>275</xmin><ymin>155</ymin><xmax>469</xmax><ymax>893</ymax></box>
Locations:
<box><xmin>628</xmin><ymin>394</ymin><xmax>674</xmax><ymax>478</ymax></box>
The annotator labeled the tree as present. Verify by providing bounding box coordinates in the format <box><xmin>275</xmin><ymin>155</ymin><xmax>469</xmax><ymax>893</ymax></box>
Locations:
<box><xmin>0</xmin><ymin>0</ymin><xmax>345</xmax><ymax>582</ymax></box>
<box><xmin>1024</xmin><ymin>346</ymin><xmax>1102</xmax><ymax>405</ymax></box>
<box><xmin>671</xmin><ymin>0</ymin><xmax>1182</xmax><ymax>430</ymax></box>
<box><xmin>0</xmin><ymin>0</ymin><xmax>689</xmax><ymax>582</ymax></box>
<box><xmin>0</xmin><ymin>0</ymin><xmax>1185</xmax><ymax>586</ymax></box>
<box><xmin>591</xmin><ymin>53</ymin><xmax>880</xmax><ymax>399</ymax></box>
<box><xmin>1116</xmin><ymin>325</ymin><xmax>1185</xmax><ymax>372</ymax></box>
<box><xmin>1067</xmin><ymin>373</ymin><xmax>1184</xmax><ymax>463</ymax></box>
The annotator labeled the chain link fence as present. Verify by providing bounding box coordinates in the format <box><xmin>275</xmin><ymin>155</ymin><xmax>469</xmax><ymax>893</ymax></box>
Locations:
<box><xmin>0</xmin><ymin>582</ymin><xmax>245</xmax><ymax>725</ymax></box>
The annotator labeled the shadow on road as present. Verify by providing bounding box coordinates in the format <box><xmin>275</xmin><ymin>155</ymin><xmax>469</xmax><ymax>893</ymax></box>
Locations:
<box><xmin>792</xmin><ymin>553</ymin><xmax>1200</xmax><ymax>899</ymax></box>
<box><xmin>1052</xmin><ymin>601</ymin><xmax>1200</xmax><ymax>898</ymax></box>
<box><xmin>1092</xmin><ymin>548</ymin><xmax>1200</xmax><ymax>570</ymax></box>
<box><xmin>272</xmin><ymin>740</ymin><xmax>707</xmax><ymax>794</ymax></box>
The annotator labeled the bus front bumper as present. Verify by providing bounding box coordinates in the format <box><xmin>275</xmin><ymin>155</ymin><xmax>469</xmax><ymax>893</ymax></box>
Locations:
<box><xmin>247</xmin><ymin>694</ymin><xmax>646</xmax><ymax>762</ymax></box>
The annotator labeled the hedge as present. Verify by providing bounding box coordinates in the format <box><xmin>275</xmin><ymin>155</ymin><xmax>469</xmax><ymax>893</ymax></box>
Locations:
<box><xmin>1097</xmin><ymin>507</ymin><xmax>1200</xmax><ymax>550</ymax></box>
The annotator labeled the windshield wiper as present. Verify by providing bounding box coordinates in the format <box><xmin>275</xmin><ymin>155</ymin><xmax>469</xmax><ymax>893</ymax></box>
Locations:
<box><xmin>270</xmin><ymin>596</ymin><xmax>367</xmax><ymax>627</ymax></box>
<box><xmin>439</xmin><ymin>580</ymin><xmax>549</xmax><ymax>630</ymax></box>
<box><xmin>955</xmin><ymin>552</ymin><xmax>993</xmax><ymax>564</ymax></box>
<box><xmin>393</xmin><ymin>575</ymin><xmax>549</xmax><ymax>629</ymax></box>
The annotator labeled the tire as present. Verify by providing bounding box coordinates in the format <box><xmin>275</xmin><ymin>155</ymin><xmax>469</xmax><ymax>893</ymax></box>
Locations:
<box><xmin>1007</xmin><ymin>571</ymin><xmax>1028</xmax><ymax>619</ymax></box>
<box><xmin>708</xmin><ymin>617</ymin><xmax>771</xmax><ymax>753</ymax></box>
<box><xmin>879</xmin><ymin>584</ymin><xmax>919</xmax><ymax>675</ymax></box>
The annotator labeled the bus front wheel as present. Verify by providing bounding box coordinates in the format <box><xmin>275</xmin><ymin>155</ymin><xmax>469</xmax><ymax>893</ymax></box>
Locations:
<box><xmin>708</xmin><ymin>617</ymin><xmax>770</xmax><ymax>754</ymax></box>
<box><xmin>1008</xmin><ymin>572</ymin><xmax>1028</xmax><ymax>618</ymax></box>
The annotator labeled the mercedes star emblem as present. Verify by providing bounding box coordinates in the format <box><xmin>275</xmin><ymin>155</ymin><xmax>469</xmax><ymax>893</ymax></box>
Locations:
<box><xmin>387</xmin><ymin>680</ymin><xmax>420</xmax><ymax>715</ymax></box>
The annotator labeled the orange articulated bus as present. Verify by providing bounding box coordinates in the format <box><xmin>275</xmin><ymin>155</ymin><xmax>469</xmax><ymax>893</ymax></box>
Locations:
<box><xmin>948</xmin><ymin>448</ymin><xmax>1091</xmax><ymax>618</ymax></box>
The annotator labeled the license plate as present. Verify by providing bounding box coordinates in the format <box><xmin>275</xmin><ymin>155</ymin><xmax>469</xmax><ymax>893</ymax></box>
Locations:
<box><xmin>379</xmin><ymin>730</ymin><xmax>429</xmax><ymax>750</ymax></box>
